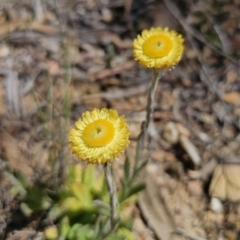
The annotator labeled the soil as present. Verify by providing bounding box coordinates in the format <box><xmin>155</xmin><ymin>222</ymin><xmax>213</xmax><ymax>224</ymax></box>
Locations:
<box><xmin>1</xmin><ymin>0</ymin><xmax>240</xmax><ymax>239</ymax></box>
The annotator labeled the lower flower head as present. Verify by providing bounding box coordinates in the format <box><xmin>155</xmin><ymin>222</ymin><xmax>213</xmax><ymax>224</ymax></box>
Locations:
<box><xmin>69</xmin><ymin>108</ymin><xmax>130</xmax><ymax>164</ymax></box>
<box><xmin>133</xmin><ymin>27</ymin><xmax>184</xmax><ymax>69</ymax></box>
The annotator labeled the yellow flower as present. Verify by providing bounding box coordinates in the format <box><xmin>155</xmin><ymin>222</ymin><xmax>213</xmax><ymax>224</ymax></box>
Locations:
<box><xmin>69</xmin><ymin>108</ymin><xmax>130</xmax><ymax>164</ymax></box>
<box><xmin>133</xmin><ymin>27</ymin><xmax>184</xmax><ymax>69</ymax></box>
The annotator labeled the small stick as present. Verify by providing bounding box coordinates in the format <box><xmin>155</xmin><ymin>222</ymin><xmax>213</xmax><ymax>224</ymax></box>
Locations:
<box><xmin>174</xmin><ymin>227</ymin><xmax>207</xmax><ymax>240</ymax></box>
<box><xmin>32</xmin><ymin>0</ymin><xmax>44</xmax><ymax>22</ymax></box>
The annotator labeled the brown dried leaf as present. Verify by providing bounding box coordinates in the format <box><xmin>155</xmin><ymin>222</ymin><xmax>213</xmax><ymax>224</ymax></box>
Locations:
<box><xmin>138</xmin><ymin>166</ymin><xmax>176</xmax><ymax>240</ymax></box>
<box><xmin>30</xmin><ymin>22</ymin><xmax>57</xmax><ymax>35</ymax></box>
<box><xmin>0</xmin><ymin>21</ymin><xmax>22</xmax><ymax>36</ymax></box>
<box><xmin>209</xmin><ymin>164</ymin><xmax>240</xmax><ymax>201</ymax></box>
<box><xmin>21</xmin><ymin>93</ymin><xmax>38</xmax><ymax>117</ymax></box>
<box><xmin>47</xmin><ymin>60</ymin><xmax>60</xmax><ymax>75</ymax></box>
<box><xmin>0</xmin><ymin>132</ymin><xmax>33</xmax><ymax>176</ymax></box>
<box><xmin>222</xmin><ymin>91</ymin><xmax>240</xmax><ymax>105</ymax></box>
<box><xmin>226</xmin><ymin>69</ymin><xmax>238</xmax><ymax>84</ymax></box>
<box><xmin>175</xmin><ymin>123</ymin><xmax>190</xmax><ymax>137</ymax></box>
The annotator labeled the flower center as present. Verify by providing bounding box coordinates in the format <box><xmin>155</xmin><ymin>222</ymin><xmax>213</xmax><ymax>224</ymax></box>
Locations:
<box><xmin>142</xmin><ymin>34</ymin><xmax>173</xmax><ymax>58</ymax></box>
<box><xmin>82</xmin><ymin>119</ymin><xmax>115</xmax><ymax>147</ymax></box>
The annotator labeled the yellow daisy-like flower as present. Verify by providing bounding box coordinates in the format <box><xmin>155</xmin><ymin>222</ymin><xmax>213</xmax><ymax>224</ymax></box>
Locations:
<box><xmin>133</xmin><ymin>27</ymin><xmax>184</xmax><ymax>69</ymax></box>
<box><xmin>69</xmin><ymin>108</ymin><xmax>130</xmax><ymax>164</ymax></box>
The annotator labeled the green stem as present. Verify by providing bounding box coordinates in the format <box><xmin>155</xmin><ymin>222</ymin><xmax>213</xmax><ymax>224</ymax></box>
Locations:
<box><xmin>104</xmin><ymin>162</ymin><xmax>119</xmax><ymax>229</ymax></box>
<box><xmin>134</xmin><ymin>69</ymin><xmax>163</xmax><ymax>172</ymax></box>
<box><xmin>97</xmin><ymin>163</ymin><xmax>119</xmax><ymax>239</ymax></box>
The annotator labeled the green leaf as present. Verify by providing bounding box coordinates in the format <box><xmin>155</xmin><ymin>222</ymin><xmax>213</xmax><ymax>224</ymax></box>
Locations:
<box><xmin>116</xmin><ymin>228</ymin><xmax>136</xmax><ymax>240</ymax></box>
<box><xmin>78</xmin><ymin>213</ymin><xmax>97</xmax><ymax>225</ymax></box>
<box><xmin>20</xmin><ymin>202</ymin><xmax>32</xmax><ymax>216</ymax></box>
<box><xmin>61</xmin><ymin>197</ymin><xmax>97</xmax><ymax>216</ymax></box>
<box><xmin>123</xmin><ymin>156</ymin><xmax>131</xmax><ymax>182</ymax></box>
<box><xmin>101</xmin><ymin>178</ymin><xmax>110</xmax><ymax>203</ymax></box>
<box><xmin>92</xmin><ymin>172</ymin><xmax>105</xmax><ymax>197</ymax></box>
<box><xmin>22</xmin><ymin>185</ymin><xmax>51</xmax><ymax>212</ymax></box>
<box><xmin>92</xmin><ymin>216</ymin><xmax>101</xmax><ymax>237</ymax></box>
<box><xmin>136</xmin><ymin>159</ymin><xmax>148</xmax><ymax>173</ymax></box>
<box><xmin>70</xmin><ymin>183</ymin><xmax>92</xmax><ymax>204</ymax></box>
<box><xmin>75</xmin><ymin>224</ymin><xmax>95</xmax><ymax>240</ymax></box>
<box><xmin>48</xmin><ymin>204</ymin><xmax>62</xmax><ymax>220</ymax></box>
<box><xmin>82</xmin><ymin>165</ymin><xmax>95</xmax><ymax>189</ymax></box>
<box><xmin>61</xmin><ymin>197</ymin><xmax>82</xmax><ymax>214</ymax></box>
<box><xmin>127</xmin><ymin>182</ymin><xmax>146</xmax><ymax>199</ymax></box>
<box><xmin>67</xmin><ymin>165</ymin><xmax>83</xmax><ymax>184</ymax></box>
<box><xmin>118</xmin><ymin>218</ymin><xmax>133</xmax><ymax>230</ymax></box>
<box><xmin>67</xmin><ymin>223</ymin><xmax>82</xmax><ymax>239</ymax></box>
<box><xmin>44</xmin><ymin>225</ymin><xmax>59</xmax><ymax>240</ymax></box>
<box><xmin>4</xmin><ymin>171</ymin><xmax>27</xmax><ymax>197</ymax></box>
<box><xmin>94</xmin><ymin>201</ymin><xmax>110</xmax><ymax>216</ymax></box>
<box><xmin>106</xmin><ymin>234</ymin><xmax>125</xmax><ymax>240</ymax></box>
<box><xmin>13</xmin><ymin>171</ymin><xmax>28</xmax><ymax>189</ymax></box>
<box><xmin>67</xmin><ymin>224</ymin><xmax>96</xmax><ymax>240</ymax></box>
<box><xmin>118</xmin><ymin>188</ymin><xmax>125</xmax><ymax>203</ymax></box>
<box><xmin>59</xmin><ymin>216</ymin><xmax>70</xmax><ymax>238</ymax></box>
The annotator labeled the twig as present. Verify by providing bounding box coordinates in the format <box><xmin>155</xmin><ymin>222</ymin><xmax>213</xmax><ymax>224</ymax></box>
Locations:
<box><xmin>32</xmin><ymin>0</ymin><xmax>44</xmax><ymax>22</ymax></box>
<box><xmin>81</xmin><ymin>82</ymin><xmax>149</xmax><ymax>100</ymax></box>
<box><xmin>174</xmin><ymin>227</ymin><xmax>207</xmax><ymax>240</ymax></box>
<box><xmin>186</xmin><ymin>32</ymin><xmax>240</xmax><ymax>129</ymax></box>
<box><xmin>205</xmin><ymin>13</ymin><xmax>231</xmax><ymax>54</ymax></box>
<box><xmin>163</xmin><ymin>0</ymin><xmax>238</xmax><ymax>65</ymax></box>
<box><xmin>4</xmin><ymin>63</ymin><xmax>22</xmax><ymax>118</ymax></box>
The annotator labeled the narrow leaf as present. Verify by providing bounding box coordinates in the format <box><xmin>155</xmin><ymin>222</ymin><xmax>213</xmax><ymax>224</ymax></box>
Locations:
<box><xmin>136</xmin><ymin>159</ymin><xmax>148</xmax><ymax>173</ymax></box>
<box><xmin>127</xmin><ymin>182</ymin><xmax>146</xmax><ymax>198</ymax></box>
<box><xmin>123</xmin><ymin>155</ymin><xmax>131</xmax><ymax>181</ymax></box>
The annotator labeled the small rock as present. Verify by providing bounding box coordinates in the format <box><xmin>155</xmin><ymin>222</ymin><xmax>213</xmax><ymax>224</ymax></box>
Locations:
<box><xmin>101</xmin><ymin>8</ymin><xmax>113</xmax><ymax>22</ymax></box>
<box><xmin>162</xmin><ymin>122</ymin><xmax>179</xmax><ymax>144</ymax></box>
<box><xmin>0</xmin><ymin>44</ymin><xmax>10</xmax><ymax>57</ymax></box>
<box><xmin>210</xmin><ymin>198</ymin><xmax>223</xmax><ymax>213</ymax></box>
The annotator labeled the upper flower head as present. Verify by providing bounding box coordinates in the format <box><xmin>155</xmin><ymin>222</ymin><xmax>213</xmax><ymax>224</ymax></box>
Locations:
<box><xmin>133</xmin><ymin>27</ymin><xmax>184</xmax><ymax>69</ymax></box>
<box><xmin>69</xmin><ymin>108</ymin><xmax>130</xmax><ymax>164</ymax></box>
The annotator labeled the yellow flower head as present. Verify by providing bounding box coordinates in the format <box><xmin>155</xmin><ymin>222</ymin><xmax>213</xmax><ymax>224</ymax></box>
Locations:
<box><xmin>133</xmin><ymin>27</ymin><xmax>184</xmax><ymax>69</ymax></box>
<box><xmin>69</xmin><ymin>108</ymin><xmax>130</xmax><ymax>164</ymax></box>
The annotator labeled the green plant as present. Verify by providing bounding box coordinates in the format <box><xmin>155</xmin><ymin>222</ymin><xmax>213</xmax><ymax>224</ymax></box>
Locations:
<box><xmin>45</xmin><ymin>164</ymin><xmax>139</xmax><ymax>239</ymax></box>
<box><xmin>6</xmin><ymin>163</ymin><xmax>139</xmax><ymax>240</ymax></box>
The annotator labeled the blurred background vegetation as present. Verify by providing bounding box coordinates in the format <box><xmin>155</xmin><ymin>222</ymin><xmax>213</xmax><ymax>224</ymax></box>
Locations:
<box><xmin>0</xmin><ymin>0</ymin><xmax>240</xmax><ymax>239</ymax></box>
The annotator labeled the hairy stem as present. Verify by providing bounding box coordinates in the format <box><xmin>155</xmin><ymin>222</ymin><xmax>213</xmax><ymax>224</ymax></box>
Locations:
<box><xmin>104</xmin><ymin>162</ymin><xmax>119</xmax><ymax>229</ymax></box>
<box><xmin>134</xmin><ymin>69</ymin><xmax>163</xmax><ymax>172</ymax></box>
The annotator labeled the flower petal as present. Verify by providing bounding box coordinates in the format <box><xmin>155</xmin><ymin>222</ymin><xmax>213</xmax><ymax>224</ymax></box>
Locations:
<box><xmin>133</xmin><ymin>27</ymin><xmax>184</xmax><ymax>69</ymax></box>
<box><xmin>69</xmin><ymin>108</ymin><xmax>130</xmax><ymax>164</ymax></box>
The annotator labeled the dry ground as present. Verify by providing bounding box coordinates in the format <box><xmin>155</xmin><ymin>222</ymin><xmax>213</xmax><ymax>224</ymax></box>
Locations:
<box><xmin>1</xmin><ymin>0</ymin><xmax>240</xmax><ymax>239</ymax></box>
